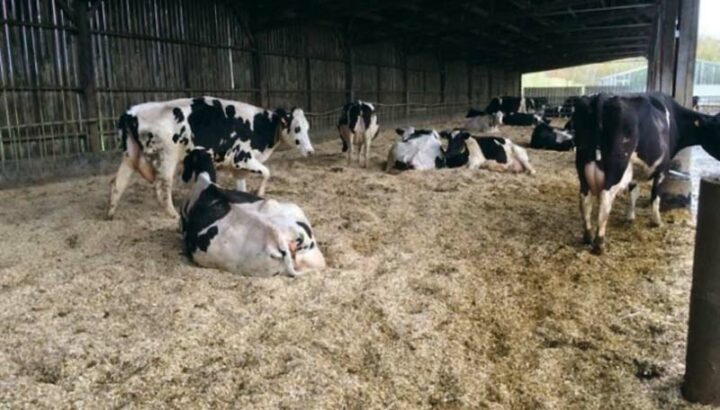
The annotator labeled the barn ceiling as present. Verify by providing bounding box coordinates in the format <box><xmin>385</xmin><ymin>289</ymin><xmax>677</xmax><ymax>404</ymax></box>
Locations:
<box><xmin>236</xmin><ymin>0</ymin><xmax>657</xmax><ymax>72</ymax></box>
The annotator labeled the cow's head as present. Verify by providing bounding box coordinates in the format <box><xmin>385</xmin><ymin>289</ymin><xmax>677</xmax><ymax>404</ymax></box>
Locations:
<box><xmin>182</xmin><ymin>148</ymin><xmax>216</xmax><ymax>183</ymax></box>
<box><xmin>278</xmin><ymin>108</ymin><xmax>314</xmax><ymax>156</ymax></box>
<box><xmin>439</xmin><ymin>129</ymin><xmax>471</xmax><ymax>167</ymax></box>
<box><xmin>695</xmin><ymin>113</ymin><xmax>720</xmax><ymax>160</ymax></box>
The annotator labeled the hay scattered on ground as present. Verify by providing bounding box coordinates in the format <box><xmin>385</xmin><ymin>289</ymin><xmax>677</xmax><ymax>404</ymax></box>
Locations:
<box><xmin>0</xmin><ymin>119</ymin><xmax>711</xmax><ymax>409</ymax></box>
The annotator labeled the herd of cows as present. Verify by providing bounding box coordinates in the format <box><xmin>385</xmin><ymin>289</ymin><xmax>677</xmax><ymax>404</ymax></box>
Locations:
<box><xmin>106</xmin><ymin>92</ymin><xmax>720</xmax><ymax>276</ymax></box>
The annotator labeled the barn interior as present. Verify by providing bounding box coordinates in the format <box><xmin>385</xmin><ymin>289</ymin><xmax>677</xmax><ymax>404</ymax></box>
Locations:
<box><xmin>0</xmin><ymin>0</ymin><xmax>713</xmax><ymax>408</ymax></box>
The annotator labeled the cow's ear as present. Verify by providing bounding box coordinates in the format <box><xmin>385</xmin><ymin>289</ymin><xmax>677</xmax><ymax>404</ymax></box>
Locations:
<box><xmin>461</xmin><ymin>132</ymin><xmax>471</xmax><ymax>140</ymax></box>
<box><xmin>181</xmin><ymin>152</ymin><xmax>195</xmax><ymax>183</ymax></box>
<box><xmin>439</xmin><ymin>130</ymin><xmax>451</xmax><ymax>139</ymax></box>
<box><xmin>395</xmin><ymin>128</ymin><xmax>405</xmax><ymax>136</ymax></box>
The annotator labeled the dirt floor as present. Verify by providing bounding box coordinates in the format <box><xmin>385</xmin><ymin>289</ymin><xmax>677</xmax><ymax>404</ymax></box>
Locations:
<box><xmin>0</xmin><ymin>118</ymin><xmax>714</xmax><ymax>409</ymax></box>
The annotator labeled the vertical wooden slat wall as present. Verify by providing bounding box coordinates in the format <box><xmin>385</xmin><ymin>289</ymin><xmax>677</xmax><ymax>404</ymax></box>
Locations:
<box><xmin>0</xmin><ymin>0</ymin><xmax>521</xmax><ymax>171</ymax></box>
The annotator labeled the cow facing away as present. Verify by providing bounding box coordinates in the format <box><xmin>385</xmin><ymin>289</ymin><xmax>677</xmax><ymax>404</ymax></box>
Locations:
<box><xmin>107</xmin><ymin>96</ymin><xmax>313</xmax><ymax>219</ymax></box>
<box><xmin>463</xmin><ymin>108</ymin><xmax>503</xmax><ymax>132</ymax></box>
<box><xmin>181</xmin><ymin>149</ymin><xmax>326</xmax><ymax>277</ymax></box>
<box><xmin>338</xmin><ymin>101</ymin><xmax>380</xmax><ymax>167</ymax></box>
<box><xmin>530</xmin><ymin>123</ymin><xmax>575</xmax><ymax>151</ymax></box>
<box><xmin>385</xmin><ymin>127</ymin><xmax>444</xmax><ymax>171</ymax></box>
<box><xmin>573</xmin><ymin>92</ymin><xmax>720</xmax><ymax>254</ymax></box>
<box><xmin>440</xmin><ymin>129</ymin><xmax>536</xmax><ymax>174</ymax></box>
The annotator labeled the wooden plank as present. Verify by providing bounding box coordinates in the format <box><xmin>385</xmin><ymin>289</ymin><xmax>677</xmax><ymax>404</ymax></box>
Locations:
<box><xmin>674</xmin><ymin>0</ymin><xmax>700</xmax><ymax>107</ymax></box>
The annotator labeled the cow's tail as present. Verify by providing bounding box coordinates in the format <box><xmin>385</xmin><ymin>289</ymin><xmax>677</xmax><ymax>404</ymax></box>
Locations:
<box><xmin>511</xmin><ymin>143</ymin><xmax>536</xmax><ymax>175</ymax></box>
<box><xmin>117</xmin><ymin>112</ymin><xmax>155</xmax><ymax>182</ymax></box>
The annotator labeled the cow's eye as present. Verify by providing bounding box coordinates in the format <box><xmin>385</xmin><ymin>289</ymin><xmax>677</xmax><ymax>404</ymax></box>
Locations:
<box><xmin>294</xmin><ymin>126</ymin><xmax>301</xmax><ymax>133</ymax></box>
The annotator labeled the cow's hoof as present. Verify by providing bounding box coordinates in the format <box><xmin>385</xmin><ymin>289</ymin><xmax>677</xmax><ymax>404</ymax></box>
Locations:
<box><xmin>592</xmin><ymin>237</ymin><xmax>605</xmax><ymax>255</ymax></box>
<box><xmin>106</xmin><ymin>212</ymin><xmax>115</xmax><ymax>221</ymax></box>
<box><xmin>582</xmin><ymin>230</ymin><xmax>594</xmax><ymax>245</ymax></box>
<box><xmin>650</xmin><ymin>219</ymin><xmax>664</xmax><ymax>228</ymax></box>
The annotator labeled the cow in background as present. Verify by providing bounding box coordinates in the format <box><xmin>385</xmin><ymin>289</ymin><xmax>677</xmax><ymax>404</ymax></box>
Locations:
<box><xmin>338</xmin><ymin>100</ymin><xmax>380</xmax><ymax>167</ymax></box>
<box><xmin>385</xmin><ymin>127</ymin><xmax>444</xmax><ymax>171</ymax></box>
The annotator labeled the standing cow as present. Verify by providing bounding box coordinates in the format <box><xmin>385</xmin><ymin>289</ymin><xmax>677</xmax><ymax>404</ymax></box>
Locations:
<box><xmin>573</xmin><ymin>92</ymin><xmax>720</xmax><ymax>254</ymax></box>
<box><xmin>107</xmin><ymin>96</ymin><xmax>313</xmax><ymax>219</ymax></box>
<box><xmin>338</xmin><ymin>100</ymin><xmax>380</xmax><ymax>167</ymax></box>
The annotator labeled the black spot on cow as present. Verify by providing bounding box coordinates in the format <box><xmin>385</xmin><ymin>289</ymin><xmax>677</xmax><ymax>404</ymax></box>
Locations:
<box><xmin>180</xmin><ymin>137</ymin><xmax>189</xmax><ymax>145</ymax></box>
<box><xmin>118</xmin><ymin>113</ymin><xmax>139</xmax><ymax>151</ymax></box>
<box><xmin>234</xmin><ymin>149</ymin><xmax>251</xmax><ymax>163</ymax></box>
<box><xmin>250</xmin><ymin>111</ymin><xmax>282</xmax><ymax>151</ymax></box>
<box><xmin>172</xmin><ymin>107</ymin><xmax>184</xmax><ymax>123</ymax></box>
<box><xmin>394</xmin><ymin>161</ymin><xmax>413</xmax><ymax>170</ymax></box>
<box><xmin>187</xmin><ymin>98</ymin><xmax>246</xmax><ymax>160</ymax></box>
<box><xmin>296</xmin><ymin>221</ymin><xmax>313</xmax><ymax>238</ymax></box>
<box><xmin>172</xmin><ymin>133</ymin><xmax>181</xmax><ymax>143</ymax></box>
<box><xmin>477</xmin><ymin>137</ymin><xmax>509</xmax><ymax>163</ymax></box>
<box><xmin>225</xmin><ymin>105</ymin><xmax>236</xmax><ymax>118</ymax></box>
<box><xmin>195</xmin><ymin>226</ymin><xmax>218</xmax><ymax>252</ymax></box>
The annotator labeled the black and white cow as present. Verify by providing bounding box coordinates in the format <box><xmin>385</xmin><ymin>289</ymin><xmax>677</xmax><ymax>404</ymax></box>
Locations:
<box><xmin>502</xmin><ymin>112</ymin><xmax>549</xmax><ymax>126</ymax></box>
<box><xmin>530</xmin><ymin>122</ymin><xmax>575</xmax><ymax>151</ymax></box>
<box><xmin>107</xmin><ymin>96</ymin><xmax>313</xmax><ymax>219</ymax></box>
<box><xmin>485</xmin><ymin>96</ymin><xmax>536</xmax><ymax>115</ymax></box>
<box><xmin>573</xmin><ymin>92</ymin><xmax>720</xmax><ymax>254</ymax></box>
<box><xmin>440</xmin><ymin>129</ymin><xmax>536</xmax><ymax>174</ymax></box>
<box><xmin>180</xmin><ymin>149</ymin><xmax>326</xmax><ymax>276</ymax></box>
<box><xmin>463</xmin><ymin>108</ymin><xmax>503</xmax><ymax>132</ymax></box>
<box><xmin>338</xmin><ymin>100</ymin><xmax>380</xmax><ymax>167</ymax></box>
<box><xmin>385</xmin><ymin>127</ymin><xmax>444</xmax><ymax>171</ymax></box>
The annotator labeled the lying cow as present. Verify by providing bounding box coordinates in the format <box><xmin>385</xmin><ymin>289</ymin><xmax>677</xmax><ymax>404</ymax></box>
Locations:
<box><xmin>463</xmin><ymin>108</ymin><xmax>503</xmax><ymax>132</ymax></box>
<box><xmin>573</xmin><ymin>92</ymin><xmax>720</xmax><ymax>254</ymax></box>
<box><xmin>502</xmin><ymin>112</ymin><xmax>549</xmax><ymax>126</ymax></box>
<box><xmin>440</xmin><ymin>129</ymin><xmax>536</xmax><ymax>174</ymax></box>
<box><xmin>338</xmin><ymin>100</ymin><xmax>380</xmax><ymax>167</ymax></box>
<box><xmin>530</xmin><ymin>123</ymin><xmax>574</xmax><ymax>151</ymax></box>
<box><xmin>107</xmin><ymin>96</ymin><xmax>313</xmax><ymax>219</ymax></box>
<box><xmin>181</xmin><ymin>149</ymin><xmax>325</xmax><ymax>277</ymax></box>
<box><xmin>385</xmin><ymin>127</ymin><xmax>444</xmax><ymax>171</ymax></box>
<box><xmin>485</xmin><ymin>96</ymin><xmax>536</xmax><ymax>115</ymax></box>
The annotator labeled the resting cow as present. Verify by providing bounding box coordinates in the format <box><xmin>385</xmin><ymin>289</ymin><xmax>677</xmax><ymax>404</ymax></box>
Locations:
<box><xmin>108</xmin><ymin>96</ymin><xmax>313</xmax><ymax>219</ymax></box>
<box><xmin>502</xmin><ymin>112</ymin><xmax>549</xmax><ymax>126</ymax></box>
<box><xmin>573</xmin><ymin>92</ymin><xmax>720</xmax><ymax>254</ymax></box>
<box><xmin>385</xmin><ymin>128</ymin><xmax>444</xmax><ymax>171</ymax></box>
<box><xmin>180</xmin><ymin>149</ymin><xmax>326</xmax><ymax>277</ymax></box>
<box><xmin>485</xmin><ymin>96</ymin><xmax>536</xmax><ymax>115</ymax></box>
<box><xmin>463</xmin><ymin>108</ymin><xmax>503</xmax><ymax>132</ymax></box>
<box><xmin>530</xmin><ymin>123</ymin><xmax>574</xmax><ymax>151</ymax></box>
<box><xmin>338</xmin><ymin>100</ymin><xmax>380</xmax><ymax>167</ymax></box>
<box><xmin>440</xmin><ymin>129</ymin><xmax>536</xmax><ymax>174</ymax></box>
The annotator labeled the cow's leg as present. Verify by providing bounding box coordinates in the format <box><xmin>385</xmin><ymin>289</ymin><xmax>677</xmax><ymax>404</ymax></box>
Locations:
<box><xmin>593</xmin><ymin>189</ymin><xmax>617</xmax><ymax>254</ymax></box>
<box><xmin>107</xmin><ymin>156</ymin><xmax>136</xmax><ymax>220</ymax></box>
<box><xmin>650</xmin><ymin>175</ymin><xmax>664</xmax><ymax>227</ymax></box>
<box><xmin>151</xmin><ymin>150</ymin><xmax>179</xmax><ymax>219</ymax></box>
<box><xmin>347</xmin><ymin>133</ymin><xmax>354</xmax><ymax>165</ymax></box>
<box><xmin>363</xmin><ymin>139</ymin><xmax>372</xmax><ymax>168</ymax></box>
<box><xmin>385</xmin><ymin>146</ymin><xmax>395</xmax><ymax>172</ymax></box>
<box><xmin>243</xmin><ymin>158</ymin><xmax>270</xmax><ymax>196</ymax></box>
<box><xmin>625</xmin><ymin>182</ymin><xmax>640</xmax><ymax>222</ymax></box>
<box><xmin>580</xmin><ymin>192</ymin><xmax>594</xmax><ymax>244</ymax></box>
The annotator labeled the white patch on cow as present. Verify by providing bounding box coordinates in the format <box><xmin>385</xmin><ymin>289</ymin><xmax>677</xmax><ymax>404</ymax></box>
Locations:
<box><xmin>464</xmin><ymin>137</ymin><xmax>487</xmax><ymax>170</ymax></box>
<box><xmin>665</xmin><ymin>106</ymin><xmax>671</xmax><ymax>129</ymax></box>
<box><xmin>596</xmin><ymin>162</ymin><xmax>633</xmax><ymax>240</ymax></box>
<box><xmin>584</xmin><ymin>161</ymin><xmax>605</xmax><ymax>196</ymax></box>
<box><xmin>630</xmin><ymin>152</ymin><xmax>663</xmax><ymax>180</ymax></box>
<box><xmin>626</xmin><ymin>184</ymin><xmax>640</xmax><ymax>221</ymax></box>
<box><xmin>553</xmin><ymin>129</ymin><xmax>573</xmax><ymax>143</ymax></box>
<box><xmin>285</xmin><ymin>108</ymin><xmax>313</xmax><ymax>156</ymax></box>
<box><xmin>389</xmin><ymin>129</ymin><xmax>443</xmax><ymax>171</ymax></box>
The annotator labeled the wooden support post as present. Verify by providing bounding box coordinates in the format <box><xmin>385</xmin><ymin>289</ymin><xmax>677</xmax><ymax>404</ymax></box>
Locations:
<box><xmin>467</xmin><ymin>63</ymin><xmax>474</xmax><ymax>106</ymax></box>
<box><xmin>305</xmin><ymin>56</ymin><xmax>312</xmax><ymax>112</ymax></box>
<box><xmin>74</xmin><ymin>0</ymin><xmax>101</xmax><ymax>152</ymax></box>
<box><xmin>251</xmin><ymin>44</ymin><xmax>264</xmax><ymax>107</ymax></box>
<box><xmin>376</xmin><ymin>65</ymin><xmax>382</xmax><ymax>104</ymax></box>
<box><xmin>683</xmin><ymin>177</ymin><xmax>720</xmax><ymax>405</ymax></box>
<box><xmin>343</xmin><ymin>30</ymin><xmax>354</xmax><ymax>104</ymax></box>
<box><xmin>402</xmin><ymin>51</ymin><xmax>409</xmax><ymax>117</ymax></box>
<box><xmin>647</xmin><ymin>0</ymin><xmax>696</xmax><ymax>209</ymax></box>
<box><xmin>439</xmin><ymin>60</ymin><xmax>447</xmax><ymax>104</ymax></box>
